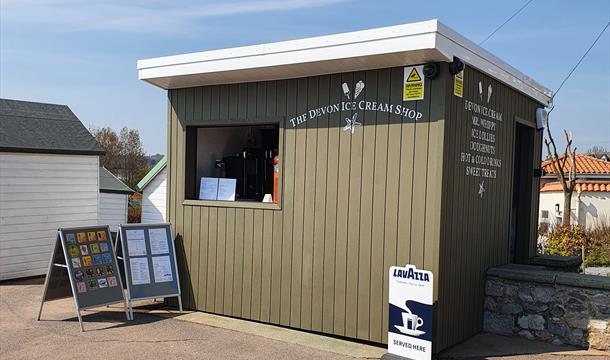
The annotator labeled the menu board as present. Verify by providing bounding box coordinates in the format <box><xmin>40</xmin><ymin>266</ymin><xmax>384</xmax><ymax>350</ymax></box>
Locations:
<box><xmin>38</xmin><ymin>226</ymin><xmax>127</xmax><ymax>331</ymax></box>
<box><xmin>116</xmin><ymin>224</ymin><xmax>181</xmax><ymax>305</ymax></box>
<box><xmin>60</xmin><ymin>227</ymin><xmax>125</xmax><ymax>308</ymax></box>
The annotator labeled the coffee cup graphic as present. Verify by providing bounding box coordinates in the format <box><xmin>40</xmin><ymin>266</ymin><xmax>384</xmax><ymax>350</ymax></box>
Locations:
<box><xmin>402</xmin><ymin>312</ymin><xmax>423</xmax><ymax>330</ymax></box>
<box><xmin>394</xmin><ymin>302</ymin><xmax>426</xmax><ymax>336</ymax></box>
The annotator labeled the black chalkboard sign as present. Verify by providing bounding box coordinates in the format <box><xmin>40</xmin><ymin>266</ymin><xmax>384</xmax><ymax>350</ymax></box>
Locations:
<box><xmin>38</xmin><ymin>226</ymin><xmax>128</xmax><ymax>331</ymax></box>
<box><xmin>116</xmin><ymin>223</ymin><xmax>182</xmax><ymax>319</ymax></box>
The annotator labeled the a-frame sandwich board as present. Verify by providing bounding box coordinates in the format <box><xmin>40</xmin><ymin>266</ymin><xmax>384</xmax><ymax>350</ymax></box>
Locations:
<box><xmin>38</xmin><ymin>225</ymin><xmax>129</xmax><ymax>331</ymax></box>
<box><xmin>115</xmin><ymin>223</ymin><xmax>182</xmax><ymax>320</ymax></box>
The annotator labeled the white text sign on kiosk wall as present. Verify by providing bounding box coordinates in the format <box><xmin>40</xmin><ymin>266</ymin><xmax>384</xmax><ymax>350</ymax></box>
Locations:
<box><xmin>116</xmin><ymin>223</ymin><xmax>182</xmax><ymax>319</ymax></box>
<box><xmin>388</xmin><ymin>264</ymin><xmax>433</xmax><ymax>360</ymax></box>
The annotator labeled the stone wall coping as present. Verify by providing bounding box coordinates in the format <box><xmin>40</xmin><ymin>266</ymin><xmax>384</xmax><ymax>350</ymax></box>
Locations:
<box><xmin>530</xmin><ymin>255</ymin><xmax>582</xmax><ymax>269</ymax></box>
<box><xmin>487</xmin><ymin>264</ymin><xmax>610</xmax><ymax>290</ymax></box>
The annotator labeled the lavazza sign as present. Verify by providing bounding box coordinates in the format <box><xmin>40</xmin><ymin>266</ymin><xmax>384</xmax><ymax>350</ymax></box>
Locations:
<box><xmin>288</xmin><ymin>77</ymin><xmax>424</xmax><ymax>132</ymax></box>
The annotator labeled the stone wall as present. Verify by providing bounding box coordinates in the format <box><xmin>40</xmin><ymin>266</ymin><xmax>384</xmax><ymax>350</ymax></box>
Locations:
<box><xmin>483</xmin><ymin>264</ymin><xmax>610</xmax><ymax>351</ymax></box>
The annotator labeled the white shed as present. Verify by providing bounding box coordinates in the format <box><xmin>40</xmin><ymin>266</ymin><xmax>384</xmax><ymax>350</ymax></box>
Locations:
<box><xmin>0</xmin><ymin>98</ymin><xmax>105</xmax><ymax>280</ymax></box>
<box><xmin>136</xmin><ymin>155</ymin><xmax>166</xmax><ymax>223</ymax></box>
<box><xmin>98</xmin><ymin>167</ymin><xmax>134</xmax><ymax>233</ymax></box>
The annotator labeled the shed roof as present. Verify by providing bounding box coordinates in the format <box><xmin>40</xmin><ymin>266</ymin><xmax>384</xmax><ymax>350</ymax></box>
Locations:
<box><xmin>99</xmin><ymin>167</ymin><xmax>134</xmax><ymax>195</ymax></box>
<box><xmin>135</xmin><ymin>155</ymin><xmax>166</xmax><ymax>192</ymax></box>
<box><xmin>138</xmin><ymin>19</ymin><xmax>552</xmax><ymax>106</ymax></box>
<box><xmin>0</xmin><ymin>98</ymin><xmax>105</xmax><ymax>155</ymax></box>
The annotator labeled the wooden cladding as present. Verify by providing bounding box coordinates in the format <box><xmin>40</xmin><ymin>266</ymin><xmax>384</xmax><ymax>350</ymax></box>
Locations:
<box><xmin>436</xmin><ymin>66</ymin><xmax>541</xmax><ymax>349</ymax></box>
<box><xmin>166</xmin><ymin>63</ymin><xmax>542</xmax><ymax>351</ymax></box>
<box><xmin>167</xmin><ymin>65</ymin><xmax>446</xmax><ymax>345</ymax></box>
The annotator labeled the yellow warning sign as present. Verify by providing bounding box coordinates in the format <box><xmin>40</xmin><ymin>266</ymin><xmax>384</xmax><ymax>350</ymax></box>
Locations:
<box><xmin>407</xmin><ymin>68</ymin><xmax>422</xmax><ymax>82</ymax></box>
<box><xmin>454</xmin><ymin>68</ymin><xmax>464</xmax><ymax>98</ymax></box>
<box><xmin>403</xmin><ymin>65</ymin><xmax>424</xmax><ymax>101</ymax></box>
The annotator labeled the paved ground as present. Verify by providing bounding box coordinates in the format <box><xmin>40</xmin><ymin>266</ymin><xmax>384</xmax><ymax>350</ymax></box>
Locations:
<box><xmin>0</xmin><ymin>278</ymin><xmax>360</xmax><ymax>360</ymax></box>
<box><xmin>437</xmin><ymin>333</ymin><xmax>607</xmax><ymax>360</ymax></box>
<box><xmin>1</xmin><ymin>278</ymin><xmax>607</xmax><ymax>360</ymax></box>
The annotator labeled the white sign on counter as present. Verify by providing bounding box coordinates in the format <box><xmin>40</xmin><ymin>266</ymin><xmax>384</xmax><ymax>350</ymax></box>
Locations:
<box><xmin>217</xmin><ymin>178</ymin><xmax>237</xmax><ymax>201</ymax></box>
<box><xmin>199</xmin><ymin>177</ymin><xmax>219</xmax><ymax>200</ymax></box>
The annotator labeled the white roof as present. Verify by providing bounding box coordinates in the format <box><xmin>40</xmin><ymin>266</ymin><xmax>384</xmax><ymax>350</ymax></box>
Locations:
<box><xmin>137</xmin><ymin>19</ymin><xmax>552</xmax><ymax>106</ymax></box>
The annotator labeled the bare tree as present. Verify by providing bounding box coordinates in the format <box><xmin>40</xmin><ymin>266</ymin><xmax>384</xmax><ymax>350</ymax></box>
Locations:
<box><xmin>585</xmin><ymin>145</ymin><xmax>609</xmax><ymax>158</ymax></box>
<box><xmin>90</xmin><ymin>126</ymin><xmax>149</xmax><ymax>190</ymax></box>
<box><xmin>543</xmin><ymin>121</ymin><xmax>577</xmax><ymax>227</ymax></box>
<box><xmin>91</xmin><ymin>127</ymin><xmax>121</xmax><ymax>172</ymax></box>
<box><xmin>118</xmin><ymin>127</ymin><xmax>149</xmax><ymax>189</ymax></box>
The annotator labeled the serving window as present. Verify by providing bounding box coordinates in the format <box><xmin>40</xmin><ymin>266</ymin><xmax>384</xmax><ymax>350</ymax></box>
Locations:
<box><xmin>185</xmin><ymin>124</ymin><xmax>280</xmax><ymax>206</ymax></box>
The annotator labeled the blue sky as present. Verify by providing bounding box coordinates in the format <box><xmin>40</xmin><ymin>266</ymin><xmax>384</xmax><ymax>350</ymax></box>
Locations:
<box><xmin>1</xmin><ymin>0</ymin><xmax>609</xmax><ymax>155</ymax></box>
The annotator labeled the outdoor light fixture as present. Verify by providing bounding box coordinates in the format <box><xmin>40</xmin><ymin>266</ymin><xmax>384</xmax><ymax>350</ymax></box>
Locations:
<box><xmin>423</xmin><ymin>62</ymin><xmax>440</xmax><ymax>79</ymax></box>
<box><xmin>536</xmin><ymin>107</ymin><xmax>548</xmax><ymax>130</ymax></box>
<box><xmin>448</xmin><ymin>56</ymin><xmax>464</xmax><ymax>75</ymax></box>
<box><xmin>555</xmin><ymin>204</ymin><xmax>560</xmax><ymax>213</ymax></box>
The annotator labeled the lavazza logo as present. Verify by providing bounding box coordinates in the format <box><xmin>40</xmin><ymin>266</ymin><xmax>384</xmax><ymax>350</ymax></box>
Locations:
<box><xmin>288</xmin><ymin>80</ymin><xmax>424</xmax><ymax>134</ymax></box>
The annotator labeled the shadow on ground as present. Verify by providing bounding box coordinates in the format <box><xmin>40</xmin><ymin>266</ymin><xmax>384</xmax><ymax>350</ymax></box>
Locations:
<box><xmin>436</xmin><ymin>332</ymin><xmax>605</xmax><ymax>360</ymax></box>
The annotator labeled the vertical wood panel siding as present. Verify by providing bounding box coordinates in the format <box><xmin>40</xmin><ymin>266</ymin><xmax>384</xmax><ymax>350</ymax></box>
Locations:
<box><xmin>437</xmin><ymin>65</ymin><xmax>542</xmax><ymax>349</ymax></box>
<box><xmin>166</xmin><ymin>65</ymin><xmax>447</xmax><ymax>346</ymax></box>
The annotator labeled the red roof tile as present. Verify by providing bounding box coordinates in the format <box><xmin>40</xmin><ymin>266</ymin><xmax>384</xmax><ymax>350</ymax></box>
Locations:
<box><xmin>540</xmin><ymin>180</ymin><xmax>610</xmax><ymax>192</ymax></box>
<box><xmin>542</xmin><ymin>154</ymin><xmax>610</xmax><ymax>175</ymax></box>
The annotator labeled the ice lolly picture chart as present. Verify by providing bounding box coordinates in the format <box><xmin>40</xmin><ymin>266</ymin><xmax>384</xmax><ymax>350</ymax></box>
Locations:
<box><xmin>115</xmin><ymin>223</ymin><xmax>182</xmax><ymax>319</ymax></box>
<box><xmin>38</xmin><ymin>225</ymin><xmax>129</xmax><ymax>332</ymax></box>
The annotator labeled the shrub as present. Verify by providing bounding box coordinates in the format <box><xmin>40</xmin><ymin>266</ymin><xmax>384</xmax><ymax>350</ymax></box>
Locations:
<box><xmin>543</xmin><ymin>220</ymin><xmax>610</xmax><ymax>267</ymax></box>
<box><xmin>127</xmin><ymin>193</ymin><xmax>142</xmax><ymax>223</ymax></box>
<box><xmin>584</xmin><ymin>220</ymin><xmax>610</xmax><ymax>267</ymax></box>
<box><xmin>544</xmin><ymin>225</ymin><xmax>588</xmax><ymax>257</ymax></box>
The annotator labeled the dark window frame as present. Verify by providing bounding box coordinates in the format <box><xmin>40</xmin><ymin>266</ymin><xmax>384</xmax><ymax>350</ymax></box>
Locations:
<box><xmin>184</xmin><ymin>121</ymin><xmax>283</xmax><ymax>210</ymax></box>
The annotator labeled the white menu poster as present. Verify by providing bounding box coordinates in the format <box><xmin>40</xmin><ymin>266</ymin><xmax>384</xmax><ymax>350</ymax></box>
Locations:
<box><xmin>217</xmin><ymin>178</ymin><xmax>237</xmax><ymax>201</ymax></box>
<box><xmin>199</xmin><ymin>177</ymin><xmax>219</xmax><ymax>200</ymax></box>
<box><xmin>129</xmin><ymin>257</ymin><xmax>151</xmax><ymax>285</ymax></box>
<box><xmin>149</xmin><ymin>228</ymin><xmax>169</xmax><ymax>255</ymax></box>
<box><xmin>126</xmin><ymin>229</ymin><xmax>147</xmax><ymax>256</ymax></box>
<box><xmin>152</xmin><ymin>256</ymin><xmax>173</xmax><ymax>283</ymax></box>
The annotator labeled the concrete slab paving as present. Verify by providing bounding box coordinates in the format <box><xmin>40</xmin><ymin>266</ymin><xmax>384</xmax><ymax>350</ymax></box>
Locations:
<box><xmin>0</xmin><ymin>278</ymin><xmax>370</xmax><ymax>359</ymax></box>
<box><xmin>1</xmin><ymin>277</ymin><xmax>608</xmax><ymax>360</ymax></box>
<box><xmin>131</xmin><ymin>305</ymin><xmax>386</xmax><ymax>359</ymax></box>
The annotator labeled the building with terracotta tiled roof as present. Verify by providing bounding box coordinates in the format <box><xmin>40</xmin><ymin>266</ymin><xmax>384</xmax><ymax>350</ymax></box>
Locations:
<box><xmin>541</xmin><ymin>153</ymin><xmax>610</xmax><ymax>176</ymax></box>
<box><xmin>539</xmin><ymin>153</ymin><xmax>610</xmax><ymax>229</ymax></box>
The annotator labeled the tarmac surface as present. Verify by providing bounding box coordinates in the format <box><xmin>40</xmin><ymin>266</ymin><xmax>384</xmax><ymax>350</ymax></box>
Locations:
<box><xmin>1</xmin><ymin>277</ymin><xmax>608</xmax><ymax>360</ymax></box>
<box><xmin>0</xmin><ymin>277</ymin><xmax>357</xmax><ymax>360</ymax></box>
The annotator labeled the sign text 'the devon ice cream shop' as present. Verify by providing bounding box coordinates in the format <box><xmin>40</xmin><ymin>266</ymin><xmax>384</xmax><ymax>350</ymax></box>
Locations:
<box><xmin>289</xmin><ymin>100</ymin><xmax>423</xmax><ymax>127</ymax></box>
<box><xmin>288</xmin><ymin>78</ymin><xmax>424</xmax><ymax>128</ymax></box>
